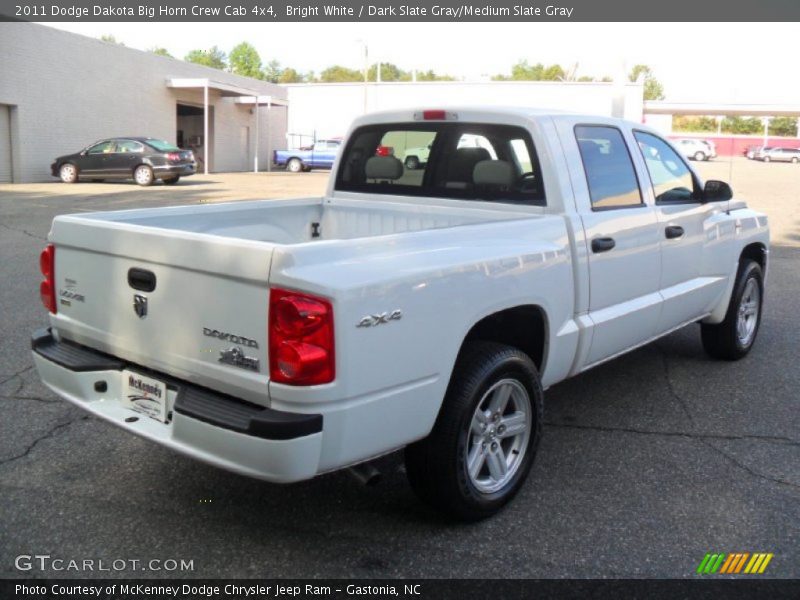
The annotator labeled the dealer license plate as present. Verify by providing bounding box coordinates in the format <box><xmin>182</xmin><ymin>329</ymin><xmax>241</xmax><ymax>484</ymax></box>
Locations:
<box><xmin>122</xmin><ymin>370</ymin><xmax>168</xmax><ymax>423</ymax></box>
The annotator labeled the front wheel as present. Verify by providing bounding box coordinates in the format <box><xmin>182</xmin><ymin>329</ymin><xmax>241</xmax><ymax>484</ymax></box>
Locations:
<box><xmin>792</xmin><ymin>157</ymin><xmax>799</xmax><ymax>164</ymax></box>
<box><xmin>694</xmin><ymin>151</ymin><xmax>706</xmax><ymax>161</ymax></box>
<box><xmin>701</xmin><ymin>260</ymin><xmax>764</xmax><ymax>360</ymax></box>
<box><xmin>134</xmin><ymin>165</ymin><xmax>154</xmax><ymax>186</ymax></box>
<box><xmin>405</xmin><ymin>342</ymin><xmax>543</xmax><ymax>521</ymax></box>
<box><xmin>763</xmin><ymin>156</ymin><xmax>771</xmax><ymax>163</ymax></box>
<box><xmin>59</xmin><ymin>163</ymin><xmax>78</xmax><ymax>183</ymax></box>
<box><xmin>404</xmin><ymin>156</ymin><xmax>420</xmax><ymax>170</ymax></box>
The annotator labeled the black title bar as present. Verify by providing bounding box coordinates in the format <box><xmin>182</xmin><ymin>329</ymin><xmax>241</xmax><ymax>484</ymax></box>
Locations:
<box><xmin>3</xmin><ymin>0</ymin><xmax>800</xmax><ymax>22</ymax></box>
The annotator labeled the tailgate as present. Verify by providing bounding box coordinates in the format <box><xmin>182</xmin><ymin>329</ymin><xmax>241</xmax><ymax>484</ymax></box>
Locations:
<box><xmin>48</xmin><ymin>216</ymin><xmax>274</xmax><ymax>406</ymax></box>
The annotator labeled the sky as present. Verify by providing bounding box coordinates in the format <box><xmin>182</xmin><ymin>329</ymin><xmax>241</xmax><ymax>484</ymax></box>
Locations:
<box><xmin>45</xmin><ymin>22</ymin><xmax>800</xmax><ymax>104</ymax></box>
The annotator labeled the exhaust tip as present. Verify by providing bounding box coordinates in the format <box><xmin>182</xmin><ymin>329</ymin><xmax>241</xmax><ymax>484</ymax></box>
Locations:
<box><xmin>347</xmin><ymin>463</ymin><xmax>382</xmax><ymax>486</ymax></box>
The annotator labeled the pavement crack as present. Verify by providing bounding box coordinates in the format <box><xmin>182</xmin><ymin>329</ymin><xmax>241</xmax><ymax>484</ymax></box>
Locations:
<box><xmin>1</xmin><ymin>394</ymin><xmax>60</xmax><ymax>404</ymax></box>
<box><xmin>545</xmin><ymin>421</ymin><xmax>800</xmax><ymax>447</ymax></box>
<box><xmin>699</xmin><ymin>439</ymin><xmax>800</xmax><ymax>490</ymax></box>
<box><xmin>0</xmin><ymin>414</ymin><xmax>89</xmax><ymax>467</ymax></box>
<box><xmin>0</xmin><ymin>221</ymin><xmax>46</xmax><ymax>241</ymax></box>
<box><xmin>0</xmin><ymin>365</ymin><xmax>34</xmax><ymax>387</ymax></box>
<box><xmin>655</xmin><ymin>343</ymin><xmax>695</xmax><ymax>427</ymax></box>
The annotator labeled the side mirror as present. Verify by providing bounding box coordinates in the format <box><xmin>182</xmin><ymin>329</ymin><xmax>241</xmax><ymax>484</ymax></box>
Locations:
<box><xmin>703</xmin><ymin>179</ymin><xmax>732</xmax><ymax>202</ymax></box>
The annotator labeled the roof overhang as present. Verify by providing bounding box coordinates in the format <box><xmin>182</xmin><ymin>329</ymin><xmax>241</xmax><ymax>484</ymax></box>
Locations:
<box><xmin>645</xmin><ymin>101</ymin><xmax>800</xmax><ymax>117</ymax></box>
<box><xmin>166</xmin><ymin>78</ymin><xmax>288</xmax><ymax>105</ymax></box>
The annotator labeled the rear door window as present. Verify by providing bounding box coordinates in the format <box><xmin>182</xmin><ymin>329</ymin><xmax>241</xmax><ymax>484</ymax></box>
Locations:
<box><xmin>574</xmin><ymin>125</ymin><xmax>642</xmax><ymax>209</ymax></box>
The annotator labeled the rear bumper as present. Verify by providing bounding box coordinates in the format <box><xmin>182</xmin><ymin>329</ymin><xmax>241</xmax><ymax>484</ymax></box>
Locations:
<box><xmin>153</xmin><ymin>164</ymin><xmax>196</xmax><ymax>178</ymax></box>
<box><xmin>31</xmin><ymin>329</ymin><xmax>323</xmax><ymax>482</ymax></box>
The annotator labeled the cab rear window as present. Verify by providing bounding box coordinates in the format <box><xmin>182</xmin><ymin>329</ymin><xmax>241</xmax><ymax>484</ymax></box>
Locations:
<box><xmin>335</xmin><ymin>123</ymin><xmax>545</xmax><ymax>205</ymax></box>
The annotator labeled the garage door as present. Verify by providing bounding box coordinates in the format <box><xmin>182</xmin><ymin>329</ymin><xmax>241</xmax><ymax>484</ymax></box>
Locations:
<box><xmin>0</xmin><ymin>105</ymin><xmax>11</xmax><ymax>183</ymax></box>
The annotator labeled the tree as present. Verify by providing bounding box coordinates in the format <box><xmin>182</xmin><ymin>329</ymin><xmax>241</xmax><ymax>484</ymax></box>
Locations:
<box><xmin>414</xmin><ymin>69</ymin><xmax>455</xmax><ymax>81</ymax></box>
<box><xmin>367</xmin><ymin>62</ymin><xmax>406</xmax><ymax>82</ymax></box>
<box><xmin>672</xmin><ymin>116</ymin><xmax>718</xmax><ymax>133</ymax></box>
<box><xmin>229</xmin><ymin>42</ymin><xmax>263</xmax><ymax>79</ymax></box>
<box><xmin>318</xmin><ymin>65</ymin><xmax>363</xmax><ymax>83</ymax></box>
<box><xmin>721</xmin><ymin>116</ymin><xmax>762</xmax><ymax>135</ymax></box>
<box><xmin>628</xmin><ymin>64</ymin><xmax>665</xmax><ymax>101</ymax></box>
<box><xmin>263</xmin><ymin>59</ymin><xmax>283</xmax><ymax>83</ymax></box>
<box><xmin>185</xmin><ymin>46</ymin><xmax>227</xmax><ymax>70</ymax></box>
<box><xmin>278</xmin><ymin>67</ymin><xmax>306</xmax><ymax>83</ymax></box>
<box><xmin>768</xmin><ymin>116</ymin><xmax>799</xmax><ymax>137</ymax></box>
<box><xmin>492</xmin><ymin>60</ymin><xmax>566</xmax><ymax>81</ymax></box>
<box><xmin>99</xmin><ymin>34</ymin><xmax>123</xmax><ymax>46</ymax></box>
<box><xmin>149</xmin><ymin>47</ymin><xmax>172</xmax><ymax>58</ymax></box>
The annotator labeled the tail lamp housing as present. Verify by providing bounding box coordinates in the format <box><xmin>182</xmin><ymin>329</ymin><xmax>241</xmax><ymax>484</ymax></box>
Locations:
<box><xmin>39</xmin><ymin>244</ymin><xmax>56</xmax><ymax>314</ymax></box>
<box><xmin>269</xmin><ymin>288</ymin><xmax>335</xmax><ymax>385</ymax></box>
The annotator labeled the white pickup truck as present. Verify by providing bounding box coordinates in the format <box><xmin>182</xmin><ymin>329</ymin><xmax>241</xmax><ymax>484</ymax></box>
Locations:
<box><xmin>32</xmin><ymin>108</ymin><xmax>769</xmax><ymax>520</ymax></box>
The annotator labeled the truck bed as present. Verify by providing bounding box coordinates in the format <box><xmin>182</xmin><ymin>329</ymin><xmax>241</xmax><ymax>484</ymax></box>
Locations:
<box><xmin>75</xmin><ymin>196</ymin><xmax>535</xmax><ymax>244</ymax></box>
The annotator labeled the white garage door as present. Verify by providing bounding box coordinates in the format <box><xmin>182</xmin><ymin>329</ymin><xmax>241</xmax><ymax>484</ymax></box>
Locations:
<box><xmin>0</xmin><ymin>105</ymin><xmax>11</xmax><ymax>183</ymax></box>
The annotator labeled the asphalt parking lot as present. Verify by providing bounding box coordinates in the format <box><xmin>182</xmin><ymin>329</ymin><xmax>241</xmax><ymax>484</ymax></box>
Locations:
<box><xmin>1</xmin><ymin>161</ymin><xmax>799</xmax><ymax>579</ymax></box>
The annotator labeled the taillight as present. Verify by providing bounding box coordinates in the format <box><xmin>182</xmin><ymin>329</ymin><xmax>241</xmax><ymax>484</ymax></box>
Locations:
<box><xmin>269</xmin><ymin>288</ymin><xmax>334</xmax><ymax>385</ymax></box>
<box><xmin>166</xmin><ymin>152</ymin><xmax>181</xmax><ymax>162</ymax></box>
<box><xmin>39</xmin><ymin>244</ymin><xmax>56</xmax><ymax>314</ymax></box>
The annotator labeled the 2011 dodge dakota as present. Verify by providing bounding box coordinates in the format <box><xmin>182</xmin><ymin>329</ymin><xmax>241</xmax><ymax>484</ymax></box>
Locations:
<box><xmin>32</xmin><ymin>108</ymin><xmax>769</xmax><ymax>520</ymax></box>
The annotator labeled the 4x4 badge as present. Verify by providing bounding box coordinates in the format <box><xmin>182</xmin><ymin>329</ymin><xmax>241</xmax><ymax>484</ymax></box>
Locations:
<box><xmin>133</xmin><ymin>294</ymin><xmax>148</xmax><ymax>319</ymax></box>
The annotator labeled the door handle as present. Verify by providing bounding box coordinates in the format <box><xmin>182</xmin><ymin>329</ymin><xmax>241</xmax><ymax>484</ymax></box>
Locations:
<box><xmin>665</xmin><ymin>225</ymin><xmax>685</xmax><ymax>239</ymax></box>
<box><xmin>591</xmin><ymin>237</ymin><xmax>616</xmax><ymax>253</ymax></box>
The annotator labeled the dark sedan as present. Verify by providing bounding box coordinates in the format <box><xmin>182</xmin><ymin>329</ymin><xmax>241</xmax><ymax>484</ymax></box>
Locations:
<box><xmin>51</xmin><ymin>137</ymin><xmax>196</xmax><ymax>186</ymax></box>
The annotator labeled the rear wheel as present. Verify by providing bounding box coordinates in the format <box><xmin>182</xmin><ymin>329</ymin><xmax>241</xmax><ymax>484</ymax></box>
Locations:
<box><xmin>59</xmin><ymin>163</ymin><xmax>78</xmax><ymax>183</ymax></box>
<box><xmin>701</xmin><ymin>260</ymin><xmax>763</xmax><ymax>360</ymax></box>
<box><xmin>405</xmin><ymin>342</ymin><xmax>543</xmax><ymax>521</ymax></box>
<box><xmin>763</xmin><ymin>156</ymin><xmax>771</xmax><ymax>163</ymax></box>
<box><xmin>287</xmin><ymin>158</ymin><xmax>303</xmax><ymax>173</ymax></box>
<box><xmin>694</xmin><ymin>151</ymin><xmax>706</xmax><ymax>161</ymax></box>
<box><xmin>792</xmin><ymin>157</ymin><xmax>799</xmax><ymax>164</ymax></box>
<box><xmin>134</xmin><ymin>165</ymin><xmax>154</xmax><ymax>186</ymax></box>
<box><xmin>163</xmin><ymin>176</ymin><xmax>180</xmax><ymax>185</ymax></box>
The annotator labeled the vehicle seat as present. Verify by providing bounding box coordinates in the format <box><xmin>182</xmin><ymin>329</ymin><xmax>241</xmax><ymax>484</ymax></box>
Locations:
<box><xmin>444</xmin><ymin>147</ymin><xmax>491</xmax><ymax>189</ymax></box>
<box><xmin>365</xmin><ymin>156</ymin><xmax>403</xmax><ymax>183</ymax></box>
<box><xmin>473</xmin><ymin>159</ymin><xmax>514</xmax><ymax>192</ymax></box>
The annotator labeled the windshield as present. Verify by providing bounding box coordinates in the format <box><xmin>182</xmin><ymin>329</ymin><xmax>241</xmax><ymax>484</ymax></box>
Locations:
<box><xmin>146</xmin><ymin>139</ymin><xmax>180</xmax><ymax>152</ymax></box>
<box><xmin>335</xmin><ymin>122</ymin><xmax>545</xmax><ymax>205</ymax></box>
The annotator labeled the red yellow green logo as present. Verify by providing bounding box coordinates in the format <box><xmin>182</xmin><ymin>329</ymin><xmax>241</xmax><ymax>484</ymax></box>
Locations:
<box><xmin>697</xmin><ymin>552</ymin><xmax>774</xmax><ymax>575</ymax></box>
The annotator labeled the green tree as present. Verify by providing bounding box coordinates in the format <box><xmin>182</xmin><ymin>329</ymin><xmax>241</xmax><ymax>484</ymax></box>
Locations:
<box><xmin>99</xmin><ymin>34</ymin><xmax>123</xmax><ymax>46</ymax></box>
<box><xmin>672</xmin><ymin>116</ymin><xmax>718</xmax><ymax>133</ymax></box>
<box><xmin>318</xmin><ymin>65</ymin><xmax>363</xmax><ymax>82</ymax></box>
<box><xmin>628</xmin><ymin>64</ymin><xmax>665</xmax><ymax>101</ymax></box>
<box><xmin>721</xmin><ymin>116</ymin><xmax>763</xmax><ymax>135</ymax></box>
<box><xmin>278</xmin><ymin>67</ymin><xmax>306</xmax><ymax>84</ymax></box>
<box><xmin>229</xmin><ymin>42</ymin><xmax>263</xmax><ymax>79</ymax></box>
<box><xmin>149</xmin><ymin>47</ymin><xmax>172</xmax><ymax>58</ymax></box>
<box><xmin>768</xmin><ymin>116</ymin><xmax>798</xmax><ymax>137</ymax></box>
<box><xmin>367</xmin><ymin>62</ymin><xmax>407</xmax><ymax>82</ymax></box>
<box><xmin>492</xmin><ymin>60</ymin><xmax>566</xmax><ymax>81</ymax></box>
<box><xmin>185</xmin><ymin>46</ymin><xmax>227</xmax><ymax>70</ymax></box>
<box><xmin>415</xmin><ymin>69</ymin><xmax>455</xmax><ymax>81</ymax></box>
<box><xmin>262</xmin><ymin>59</ymin><xmax>283</xmax><ymax>83</ymax></box>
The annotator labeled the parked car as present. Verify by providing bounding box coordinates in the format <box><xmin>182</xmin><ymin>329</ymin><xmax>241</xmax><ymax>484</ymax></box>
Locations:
<box><xmin>402</xmin><ymin>143</ymin><xmax>432</xmax><ymax>170</ymax></box>
<box><xmin>32</xmin><ymin>108</ymin><xmax>768</xmax><ymax>520</ymax></box>
<box><xmin>51</xmin><ymin>138</ymin><xmax>196</xmax><ymax>186</ymax></box>
<box><xmin>754</xmin><ymin>147</ymin><xmax>800</xmax><ymax>163</ymax></box>
<box><xmin>744</xmin><ymin>145</ymin><xmax>762</xmax><ymax>159</ymax></box>
<box><xmin>273</xmin><ymin>139</ymin><xmax>342</xmax><ymax>172</ymax></box>
<box><xmin>673</xmin><ymin>138</ymin><xmax>716</xmax><ymax>161</ymax></box>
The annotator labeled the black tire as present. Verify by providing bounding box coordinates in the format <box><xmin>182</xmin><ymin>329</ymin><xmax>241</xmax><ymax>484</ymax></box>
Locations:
<box><xmin>163</xmin><ymin>176</ymin><xmax>180</xmax><ymax>185</ymax></box>
<box><xmin>792</xmin><ymin>157</ymin><xmax>798</xmax><ymax>164</ymax></box>
<box><xmin>405</xmin><ymin>156</ymin><xmax>420</xmax><ymax>170</ymax></box>
<box><xmin>701</xmin><ymin>260</ymin><xmax>764</xmax><ymax>361</ymax></box>
<box><xmin>133</xmin><ymin>164</ymin><xmax>154</xmax><ymax>187</ymax></box>
<box><xmin>59</xmin><ymin>163</ymin><xmax>79</xmax><ymax>184</ymax></box>
<box><xmin>287</xmin><ymin>158</ymin><xmax>303</xmax><ymax>173</ymax></box>
<box><xmin>763</xmin><ymin>156</ymin><xmax>771</xmax><ymax>163</ymax></box>
<box><xmin>405</xmin><ymin>342</ymin><xmax>543</xmax><ymax>521</ymax></box>
<box><xmin>694</xmin><ymin>151</ymin><xmax>706</xmax><ymax>161</ymax></box>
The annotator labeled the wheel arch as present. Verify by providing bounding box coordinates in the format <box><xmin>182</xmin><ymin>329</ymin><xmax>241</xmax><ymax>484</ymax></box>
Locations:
<box><xmin>740</xmin><ymin>241</ymin><xmax>767</xmax><ymax>272</ymax></box>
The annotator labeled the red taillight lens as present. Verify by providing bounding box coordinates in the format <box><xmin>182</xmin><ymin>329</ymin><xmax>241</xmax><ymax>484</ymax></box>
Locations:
<box><xmin>269</xmin><ymin>288</ymin><xmax>334</xmax><ymax>385</ymax></box>
<box><xmin>39</xmin><ymin>244</ymin><xmax>56</xmax><ymax>314</ymax></box>
<box><xmin>167</xmin><ymin>152</ymin><xmax>181</xmax><ymax>162</ymax></box>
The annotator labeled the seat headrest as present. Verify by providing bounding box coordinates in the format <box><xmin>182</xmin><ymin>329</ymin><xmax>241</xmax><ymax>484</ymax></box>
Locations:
<box><xmin>473</xmin><ymin>160</ymin><xmax>514</xmax><ymax>188</ymax></box>
<box><xmin>365</xmin><ymin>155</ymin><xmax>403</xmax><ymax>181</ymax></box>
